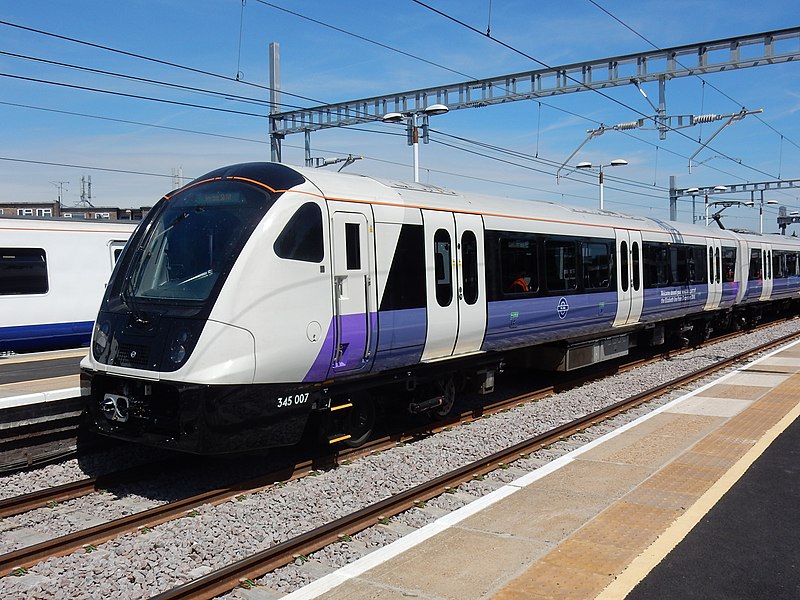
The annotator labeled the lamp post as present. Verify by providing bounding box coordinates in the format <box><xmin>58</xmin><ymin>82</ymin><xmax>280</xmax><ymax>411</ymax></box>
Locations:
<box><xmin>752</xmin><ymin>191</ymin><xmax>779</xmax><ymax>234</ymax></box>
<box><xmin>575</xmin><ymin>159</ymin><xmax>627</xmax><ymax>210</ymax></box>
<box><xmin>685</xmin><ymin>187</ymin><xmax>700</xmax><ymax>223</ymax></box>
<box><xmin>383</xmin><ymin>104</ymin><xmax>449</xmax><ymax>183</ymax></box>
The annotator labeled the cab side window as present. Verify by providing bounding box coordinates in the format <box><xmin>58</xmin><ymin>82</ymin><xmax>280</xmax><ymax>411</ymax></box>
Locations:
<box><xmin>274</xmin><ymin>203</ymin><xmax>324</xmax><ymax>262</ymax></box>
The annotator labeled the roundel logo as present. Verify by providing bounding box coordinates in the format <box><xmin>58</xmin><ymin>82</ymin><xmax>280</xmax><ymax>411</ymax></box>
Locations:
<box><xmin>557</xmin><ymin>297</ymin><xmax>569</xmax><ymax>319</ymax></box>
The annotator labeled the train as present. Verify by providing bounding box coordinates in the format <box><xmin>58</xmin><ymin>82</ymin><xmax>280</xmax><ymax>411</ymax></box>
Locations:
<box><xmin>79</xmin><ymin>162</ymin><xmax>800</xmax><ymax>454</ymax></box>
<box><xmin>0</xmin><ymin>217</ymin><xmax>136</xmax><ymax>353</ymax></box>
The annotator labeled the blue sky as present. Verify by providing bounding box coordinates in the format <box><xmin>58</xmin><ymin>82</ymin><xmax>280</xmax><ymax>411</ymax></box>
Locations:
<box><xmin>1</xmin><ymin>1</ymin><xmax>799</xmax><ymax>232</ymax></box>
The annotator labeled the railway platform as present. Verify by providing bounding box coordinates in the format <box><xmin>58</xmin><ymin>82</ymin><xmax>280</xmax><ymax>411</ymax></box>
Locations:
<box><xmin>0</xmin><ymin>349</ymin><xmax>86</xmax><ymax>469</ymax></box>
<box><xmin>284</xmin><ymin>340</ymin><xmax>800</xmax><ymax>600</ymax></box>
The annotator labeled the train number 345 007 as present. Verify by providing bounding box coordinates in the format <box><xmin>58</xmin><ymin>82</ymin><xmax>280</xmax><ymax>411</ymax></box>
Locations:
<box><xmin>277</xmin><ymin>393</ymin><xmax>310</xmax><ymax>408</ymax></box>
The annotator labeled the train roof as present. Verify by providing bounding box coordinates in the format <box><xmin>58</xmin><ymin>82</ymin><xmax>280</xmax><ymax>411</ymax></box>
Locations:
<box><xmin>0</xmin><ymin>216</ymin><xmax>137</xmax><ymax>233</ymax></box>
<box><xmin>186</xmin><ymin>163</ymin><xmax>800</xmax><ymax>249</ymax></box>
<box><xmin>290</xmin><ymin>165</ymin><xmax>759</xmax><ymax>244</ymax></box>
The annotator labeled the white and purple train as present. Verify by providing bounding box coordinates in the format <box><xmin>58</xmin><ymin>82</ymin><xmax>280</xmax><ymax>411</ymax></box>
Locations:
<box><xmin>0</xmin><ymin>218</ymin><xmax>135</xmax><ymax>353</ymax></box>
<box><xmin>80</xmin><ymin>163</ymin><xmax>800</xmax><ymax>453</ymax></box>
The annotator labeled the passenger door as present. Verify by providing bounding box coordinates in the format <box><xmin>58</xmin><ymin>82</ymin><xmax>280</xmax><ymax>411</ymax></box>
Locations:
<box><xmin>705</xmin><ymin>238</ymin><xmax>723</xmax><ymax>310</ymax></box>
<box><xmin>330</xmin><ymin>206</ymin><xmax>376</xmax><ymax>374</ymax></box>
<box><xmin>760</xmin><ymin>244</ymin><xmax>773</xmax><ymax>300</ymax></box>
<box><xmin>421</xmin><ymin>210</ymin><xmax>487</xmax><ymax>361</ymax></box>
<box><xmin>452</xmin><ymin>213</ymin><xmax>487</xmax><ymax>355</ymax></box>
<box><xmin>613</xmin><ymin>229</ymin><xmax>643</xmax><ymax>327</ymax></box>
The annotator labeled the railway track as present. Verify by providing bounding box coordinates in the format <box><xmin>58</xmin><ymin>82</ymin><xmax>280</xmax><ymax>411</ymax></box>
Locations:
<box><xmin>0</xmin><ymin>318</ymin><xmax>772</xmax><ymax>522</ymax></box>
<box><xmin>150</xmin><ymin>328</ymin><xmax>800</xmax><ymax>600</ymax></box>
<box><xmin>1</xmin><ymin>326</ymin><xmax>796</xmax><ymax>597</ymax></box>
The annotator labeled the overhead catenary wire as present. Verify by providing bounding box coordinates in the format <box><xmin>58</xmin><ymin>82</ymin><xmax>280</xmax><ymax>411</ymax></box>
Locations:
<box><xmin>0</xmin><ymin>13</ymin><xmax>762</xmax><ymax>196</ymax></box>
<box><xmin>585</xmin><ymin>0</ymin><xmax>800</xmax><ymax>154</ymax></box>
<box><xmin>2</xmin><ymin>12</ymin><xmax>794</xmax><ymax>212</ymax></box>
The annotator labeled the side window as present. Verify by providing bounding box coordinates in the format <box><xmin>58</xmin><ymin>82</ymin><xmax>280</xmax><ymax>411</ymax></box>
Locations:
<box><xmin>545</xmin><ymin>240</ymin><xmax>577</xmax><ymax>292</ymax></box>
<box><xmin>671</xmin><ymin>245</ymin><xmax>688</xmax><ymax>285</ymax></box>
<box><xmin>500</xmin><ymin>236</ymin><xmax>537</xmax><ymax>295</ymax></box>
<box><xmin>582</xmin><ymin>241</ymin><xmax>611</xmax><ymax>290</ymax></box>
<box><xmin>787</xmin><ymin>252</ymin><xmax>798</xmax><ymax>278</ymax></box>
<box><xmin>380</xmin><ymin>224</ymin><xmax>425</xmax><ymax>311</ymax></box>
<box><xmin>434</xmin><ymin>229</ymin><xmax>452</xmax><ymax>307</ymax></box>
<box><xmin>273</xmin><ymin>203</ymin><xmax>324</xmax><ymax>262</ymax></box>
<box><xmin>690</xmin><ymin>246</ymin><xmax>708</xmax><ymax>284</ymax></box>
<box><xmin>461</xmin><ymin>231</ymin><xmax>479</xmax><ymax>305</ymax></box>
<box><xmin>643</xmin><ymin>242</ymin><xmax>673</xmax><ymax>288</ymax></box>
<box><xmin>0</xmin><ymin>248</ymin><xmax>49</xmax><ymax>295</ymax></box>
<box><xmin>722</xmin><ymin>247</ymin><xmax>737</xmax><ymax>282</ymax></box>
<box><xmin>749</xmin><ymin>249</ymin><xmax>762</xmax><ymax>281</ymax></box>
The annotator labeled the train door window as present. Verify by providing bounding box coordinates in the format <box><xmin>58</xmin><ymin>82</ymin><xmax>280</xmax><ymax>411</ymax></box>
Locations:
<box><xmin>715</xmin><ymin>248</ymin><xmax>721</xmax><ymax>284</ymax></box>
<box><xmin>545</xmin><ymin>240</ymin><xmax>577</xmax><ymax>292</ymax></box>
<box><xmin>722</xmin><ymin>247</ymin><xmax>736</xmax><ymax>282</ymax></box>
<box><xmin>345</xmin><ymin>223</ymin><xmax>361</xmax><ymax>270</ymax></box>
<box><xmin>499</xmin><ymin>235</ymin><xmax>537</xmax><ymax>296</ymax></box>
<box><xmin>461</xmin><ymin>231</ymin><xmax>479</xmax><ymax>305</ymax></box>
<box><xmin>110</xmin><ymin>241</ymin><xmax>127</xmax><ymax>265</ymax></box>
<box><xmin>631</xmin><ymin>241</ymin><xmax>640</xmax><ymax>291</ymax></box>
<box><xmin>582</xmin><ymin>242</ymin><xmax>611</xmax><ymax>291</ymax></box>
<box><xmin>0</xmin><ymin>248</ymin><xmax>48</xmax><ymax>295</ymax></box>
<box><xmin>708</xmin><ymin>248</ymin><xmax>714</xmax><ymax>283</ymax></box>
<box><xmin>273</xmin><ymin>203</ymin><xmax>324</xmax><ymax>263</ymax></box>
<box><xmin>620</xmin><ymin>241</ymin><xmax>629</xmax><ymax>292</ymax></box>
<box><xmin>763</xmin><ymin>250</ymin><xmax>769</xmax><ymax>279</ymax></box>
<box><xmin>749</xmin><ymin>249</ymin><xmax>761</xmax><ymax>280</ymax></box>
<box><xmin>380</xmin><ymin>225</ymin><xmax>425</xmax><ymax>311</ymax></box>
<box><xmin>434</xmin><ymin>229</ymin><xmax>452</xmax><ymax>307</ymax></box>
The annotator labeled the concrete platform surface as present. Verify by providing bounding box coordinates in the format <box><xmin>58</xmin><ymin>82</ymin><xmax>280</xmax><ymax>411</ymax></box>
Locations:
<box><xmin>282</xmin><ymin>339</ymin><xmax>800</xmax><ymax>600</ymax></box>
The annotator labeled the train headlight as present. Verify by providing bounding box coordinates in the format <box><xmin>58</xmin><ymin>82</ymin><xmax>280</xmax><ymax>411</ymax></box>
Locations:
<box><xmin>92</xmin><ymin>320</ymin><xmax>111</xmax><ymax>359</ymax></box>
<box><xmin>167</xmin><ymin>329</ymin><xmax>191</xmax><ymax>366</ymax></box>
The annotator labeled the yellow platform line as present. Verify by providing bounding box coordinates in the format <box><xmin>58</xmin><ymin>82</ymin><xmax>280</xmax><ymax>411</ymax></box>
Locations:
<box><xmin>597</xmin><ymin>395</ymin><xmax>800</xmax><ymax>599</ymax></box>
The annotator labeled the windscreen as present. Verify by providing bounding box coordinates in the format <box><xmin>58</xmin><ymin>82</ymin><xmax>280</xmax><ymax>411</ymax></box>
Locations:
<box><xmin>126</xmin><ymin>179</ymin><xmax>273</xmax><ymax>302</ymax></box>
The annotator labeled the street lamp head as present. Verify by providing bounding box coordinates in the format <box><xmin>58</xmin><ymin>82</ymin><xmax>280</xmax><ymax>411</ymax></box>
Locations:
<box><xmin>609</xmin><ymin>159</ymin><xmax>628</xmax><ymax>167</ymax></box>
<box><xmin>713</xmin><ymin>185</ymin><xmax>727</xmax><ymax>192</ymax></box>
<box><xmin>685</xmin><ymin>187</ymin><xmax>700</xmax><ymax>194</ymax></box>
<box><xmin>382</xmin><ymin>112</ymin><xmax>405</xmax><ymax>123</ymax></box>
<box><xmin>765</xmin><ymin>199</ymin><xmax>779</xmax><ymax>205</ymax></box>
<box><xmin>575</xmin><ymin>161</ymin><xmax>592</xmax><ymax>169</ymax></box>
<box><xmin>744</xmin><ymin>201</ymin><xmax>755</xmax><ymax>207</ymax></box>
<box><xmin>423</xmin><ymin>103</ymin><xmax>449</xmax><ymax>116</ymax></box>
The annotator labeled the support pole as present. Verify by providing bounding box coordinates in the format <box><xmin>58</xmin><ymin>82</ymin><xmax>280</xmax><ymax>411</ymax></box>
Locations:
<box><xmin>269</xmin><ymin>42</ymin><xmax>282</xmax><ymax>163</ymax></box>
<box><xmin>669</xmin><ymin>175</ymin><xmax>678</xmax><ymax>221</ymax></box>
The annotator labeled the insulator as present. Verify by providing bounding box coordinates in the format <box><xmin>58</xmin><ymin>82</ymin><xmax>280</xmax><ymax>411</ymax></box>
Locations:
<box><xmin>614</xmin><ymin>121</ymin><xmax>639</xmax><ymax>131</ymax></box>
<box><xmin>693</xmin><ymin>113</ymin><xmax>720</xmax><ymax>124</ymax></box>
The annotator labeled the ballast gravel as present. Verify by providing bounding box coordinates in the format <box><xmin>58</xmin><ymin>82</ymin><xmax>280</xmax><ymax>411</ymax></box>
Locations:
<box><xmin>1</xmin><ymin>321</ymin><xmax>799</xmax><ymax>599</ymax></box>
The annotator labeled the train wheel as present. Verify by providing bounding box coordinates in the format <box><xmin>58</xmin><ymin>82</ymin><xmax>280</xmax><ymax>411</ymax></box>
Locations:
<box><xmin>430</xmin><ymin>376</ymin><xmax>457</xmax><ymax>419</ymax></box>
<box><xmin>341</xmin><ymin>396</ymin><xmax>376</xmax><ymax>448</ymax></box>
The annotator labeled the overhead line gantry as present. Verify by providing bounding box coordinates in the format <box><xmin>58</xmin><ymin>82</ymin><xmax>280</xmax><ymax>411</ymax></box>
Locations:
<box><xmin>268</xmin><ymin>26</ymin><xmax>800</xmax><ymax>161</ymax></box>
